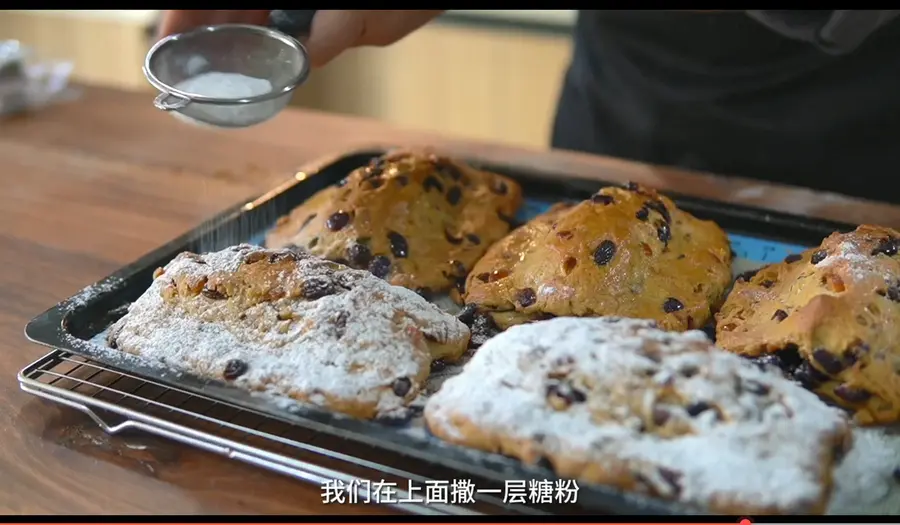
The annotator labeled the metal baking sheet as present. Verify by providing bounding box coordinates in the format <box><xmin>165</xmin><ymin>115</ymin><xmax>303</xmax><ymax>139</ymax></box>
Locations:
<box><xmin>25</xmin><ymin>148</ymin><xmax>875</xmax><ymax>515</ymax></box>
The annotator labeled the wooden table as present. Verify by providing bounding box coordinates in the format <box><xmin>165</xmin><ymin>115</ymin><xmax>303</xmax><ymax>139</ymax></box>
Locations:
<box><xmin>2</xmin><ymin>85</ymin><xmax>899</xmax><ymax>515</ymax></box>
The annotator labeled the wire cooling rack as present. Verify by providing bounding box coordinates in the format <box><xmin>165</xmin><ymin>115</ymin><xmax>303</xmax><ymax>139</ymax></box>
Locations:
<box><xmin>19</xmin><ymin>349</ymin><xmax>545</xmax><ymax>516</ymax></box>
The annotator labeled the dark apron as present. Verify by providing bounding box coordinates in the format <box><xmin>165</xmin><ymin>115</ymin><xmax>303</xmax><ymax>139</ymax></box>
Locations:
<box><xmin>552</xmin><ymin>10</ymin><xmax>900</xmax><ymax>204</ymax></box>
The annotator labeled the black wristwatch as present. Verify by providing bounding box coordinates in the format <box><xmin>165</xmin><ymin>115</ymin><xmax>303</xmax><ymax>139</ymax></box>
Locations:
<box><xmin>269</xmin><ymin>10</ymin><xmax>318</xmax><ymax>37</ymax></box>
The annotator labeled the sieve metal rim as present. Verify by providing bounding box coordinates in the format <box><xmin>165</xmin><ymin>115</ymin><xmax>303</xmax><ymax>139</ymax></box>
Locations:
<box><xmin>143</xmin><ymin>23</ymin><xmax>310</xmax><ymax>107</ymax></box>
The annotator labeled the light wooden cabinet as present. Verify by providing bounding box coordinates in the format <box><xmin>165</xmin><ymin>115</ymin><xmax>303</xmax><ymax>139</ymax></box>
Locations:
<box><xmin>0</xmin><ymin>10</ymin><xmax>156</xmax><ymax>90</ymax></box>
<box><xmin>292</xmin><ymin>22</ymin><xmax>574</xmax><ymax>149</ymax></box>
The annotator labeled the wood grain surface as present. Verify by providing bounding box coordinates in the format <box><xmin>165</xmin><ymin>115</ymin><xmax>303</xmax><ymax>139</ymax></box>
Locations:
<box><xmin>2</xmin><ymin>84</ymin><xmax>899</xmax><ymax>515</ymax></box>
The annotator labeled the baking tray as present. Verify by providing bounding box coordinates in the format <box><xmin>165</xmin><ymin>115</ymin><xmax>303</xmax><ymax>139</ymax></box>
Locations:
<box><xmin>23</xmin><ymin>147</ymin><xmax>859</xmax><ymax>515</ymax></box>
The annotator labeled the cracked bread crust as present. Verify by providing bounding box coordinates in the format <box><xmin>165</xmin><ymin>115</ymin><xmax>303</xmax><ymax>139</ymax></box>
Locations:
<box><xmin>424</xmin><ymin>317</ymin><xmax>852</xmax><ymax>515</ymax></box>
<box><xmin>716</xmin><ymin>225</ymin><xmax>900</xmax><ymax>425</ymax></box>
<box><xmin>265</xmin><ymin>150</ymin><xmax>523</xmax><ymax>296</ymax></box>
<box><xmin>462</xmin><ymin>184</ymin><xmax>732</xmax><ymax>331</ymax></box>
<box><xmin>107</xmin><ymin>244</ymin><xmax>470</xmax><ymax>420</ymax></box>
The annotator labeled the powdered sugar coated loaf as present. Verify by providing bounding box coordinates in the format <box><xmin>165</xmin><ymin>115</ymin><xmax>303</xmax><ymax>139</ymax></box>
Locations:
<box><xmin>108</xmin><ymin>244</ymin><xmax>470</xmax><ymax>419</ymax></box>
<box><xmin>424</xmin><ymin>316</ymin><xmax>851</xmax><ymax>514</ymax></box>
<box><xmin>716</xmin><ymin>225</ymin><xmax>900</xmax><ymax>425</ymax></box>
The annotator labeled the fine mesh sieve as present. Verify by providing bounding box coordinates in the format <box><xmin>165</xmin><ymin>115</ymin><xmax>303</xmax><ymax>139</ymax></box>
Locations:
<box><xmin>143</xmin><ymin>23</ymin><xmax>311</xmax><ymax>128</ymax></box>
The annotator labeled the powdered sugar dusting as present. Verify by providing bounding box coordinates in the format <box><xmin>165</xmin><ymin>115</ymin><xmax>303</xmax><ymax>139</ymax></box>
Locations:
<box><xmin>68</xmin><ymin>277</ymin><xmax>124</xmax><ymax>308</ymax></box>
<box><xmin>818</xmin><ymin>240</ymin><xmax>882</xmax><ymax>283</ymax></box>
<box><xmin>108</xmin><ymin>245</ymin><xmax>469</xmax><ymax>418</ymax></box>
<box><xmin>172</xmin><ymin>72</ymin><xmax>277</xmax><ymax>127</ymax></box>
<box><xmin>829</xmin><ymin>427</ymin><xmax>900</xmax><ymax>513</ymax></box>
<box><xmin>425</xmin><ymin>317</ymin><xmax>850</xmax><ymax>513</ymax></box>
<box><xmin>64</xmin><ymin>248</ymin><xmax>900</xmax><ymax>514</ymax></box>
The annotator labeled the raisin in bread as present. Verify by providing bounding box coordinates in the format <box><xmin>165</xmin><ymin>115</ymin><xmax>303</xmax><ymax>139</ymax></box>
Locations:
<box><xmin>425</xmin><ymin>317</ymin><xmax>852</xmax><ymax>514</ymax></box>
<box><xmin>107</xmin><ymin>245</ymin><xmax>470</xmax><ymax>420</ymax></box>
<box><xmin>462</xmin><ymin>183</ymin><xmax>732</xmax><ymax>331</ymax></box>
<box><xmin>265</xmin><ymin>150</ymin><xmax>523</xmax><ymax>297</ymax></box>
<box><xmin>716</xmin><ymin>225</ymin><xmax>900</xmax><ymax>425</ymax></box>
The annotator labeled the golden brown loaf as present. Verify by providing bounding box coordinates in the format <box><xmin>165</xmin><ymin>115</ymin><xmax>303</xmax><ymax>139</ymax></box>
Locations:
<box><xmin>462</xmin><ymin>183</ymin><xmax>733</xmax><ymax>331</ymax></box>
<box><xmin>265</xmin><ymin>151</ymin><xmax>522</xmax><ymax>296</ymax></box>
<box><xmin>716</xmin><ymin>225</ymin><xmax>900</xmax><ymax>425</ymax></box>
<box><xmin>107</xmin><ymin>245</ymin><xmax>470</xmax><ymax>420</ymax></box>
<box><xmin>425</xmin><ymin>317</ymin><xmax>852</xmax><ymax>514</ymax></box>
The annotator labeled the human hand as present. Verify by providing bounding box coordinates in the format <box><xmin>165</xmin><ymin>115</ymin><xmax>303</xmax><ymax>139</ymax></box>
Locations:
<box><xmin>156</xmin><ymin>10</ymin><xmax>272</xmax><ymax>41</ymax></box>
<box><xmin>157</xmin><ymin>10</ymin><xmax>445</xmax><ymax>68</ymax></box>
<box><xmin>299</xmin><ymin>10</ymin><xmax>444</xmax><ymax>67</ymax></box>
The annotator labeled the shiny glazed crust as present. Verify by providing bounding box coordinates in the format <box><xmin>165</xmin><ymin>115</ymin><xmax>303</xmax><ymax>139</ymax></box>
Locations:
<box><xmin>424</xmin><ymin>317</ymin><xmax>852</xmax><ymax>515</ymax></box>
<box><xmin>107</xmin><ymin>245</ymin><xmax>470</xmax><ymax>420</ymax></box>
<box><xmin>462</xmin><ymin>183</ymin><xmax>733</xmax><ymax>331</ymax></box>
<box><xmin>716</xmin><ymin>225</ymin><xmax>900</xmax><ymax>425</ymax></box>
<box><xmin>265</xmin><ymin>150</ymin><xmax>523</xmax><ymax>296</ymax></box>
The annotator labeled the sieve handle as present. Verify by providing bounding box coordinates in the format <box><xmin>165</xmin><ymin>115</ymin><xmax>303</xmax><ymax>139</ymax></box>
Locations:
<box><xmin>269</xmin><ymin>10</ymin><xmax>317</xmax><ymax>37</ymax></box>
<box><xmin>153</xmin><ymin>91</ymin><xmax>191</xmax><ymax>111</ymax></box>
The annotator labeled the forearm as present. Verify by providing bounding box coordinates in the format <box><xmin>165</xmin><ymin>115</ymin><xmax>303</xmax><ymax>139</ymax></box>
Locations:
<box><xmin>746</xmin><ymin>10</ymin><xmax>900</xmax><ymax>55</ymax></box>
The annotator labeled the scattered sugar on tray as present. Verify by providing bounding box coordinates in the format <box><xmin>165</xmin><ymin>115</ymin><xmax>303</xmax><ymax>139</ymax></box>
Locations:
<box><xmin>68</xmin><ymin>277</ymin><xmax>124</xmax><ymax>308</ymax></box>
<box><xmin>89</xmin><ymin>329</ymin><xmax>109</xmax><ymax>347</ymax></box>
<box><xmin>109</xmin><ymin>245</ymin><xmax>469</xmax><ymax>417</ymax></box>
<box><xmin>425</xmin><ymin>317</ymin><xmax>850</xmax><ymax>513</ymax></box>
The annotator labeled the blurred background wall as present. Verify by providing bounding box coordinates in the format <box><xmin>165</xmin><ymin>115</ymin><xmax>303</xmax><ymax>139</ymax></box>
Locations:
<box><xmin>0</xmin><ymin>10</ymin><xmax>574</xmax><ymax>148</ymax></box>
